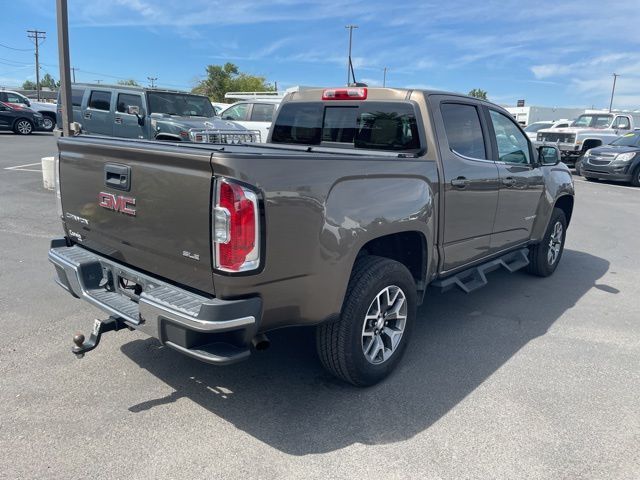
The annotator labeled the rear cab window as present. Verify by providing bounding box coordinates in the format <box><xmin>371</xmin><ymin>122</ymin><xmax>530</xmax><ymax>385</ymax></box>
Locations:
<box><xmin>271</xmin><ymin>101</ymin><xmax>421</xmax><ymax>152</ymax></box>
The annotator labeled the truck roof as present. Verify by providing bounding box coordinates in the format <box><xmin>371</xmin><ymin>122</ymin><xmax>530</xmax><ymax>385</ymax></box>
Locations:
<box><xmin>71</xmin><ymin>83</ymin><xmax>201</xmax><ymax>96</ymax></box>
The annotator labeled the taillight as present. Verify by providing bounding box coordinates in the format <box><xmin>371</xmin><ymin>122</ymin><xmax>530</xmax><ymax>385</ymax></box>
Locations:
<box><xmin>213</xmin><ymin>178</ymin><xmax>260</xmax><ymax>272</ymax></box>
<box><xmin>322</xmin><ymin>87</ymin><xmax>368</xmax><ymax>100</ymax></box>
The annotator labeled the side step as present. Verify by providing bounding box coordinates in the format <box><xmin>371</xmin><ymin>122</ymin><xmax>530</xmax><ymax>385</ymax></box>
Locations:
<box><xmin>431</xmin><ymin>248</ymin><xmax>530</xmax><ymax>294</ymax></box>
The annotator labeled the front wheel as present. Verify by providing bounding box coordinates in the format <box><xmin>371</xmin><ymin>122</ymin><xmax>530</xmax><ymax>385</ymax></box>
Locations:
<box><xmin>41</xmin><ymin>115</ymin><xmax>55</xmax><ymax>132</ymax></box>
<box><xmin>13</xmin><ymin>119</ymin><xmax>33</xmax><ymax>135</ymax></box>
<box><xmin>316</xmin><ymin>256</ymin><xmax>416</xmax><ymax>386</ymax></box>
<box><xmin>526</xmin><ymin>208</ymin><xmax>567</xmax><ymax>277</ymax></box>
<box><xmin>630</xmin><ymin>165</ymin><xmax>640</xmax><ymax>187</ymax></box>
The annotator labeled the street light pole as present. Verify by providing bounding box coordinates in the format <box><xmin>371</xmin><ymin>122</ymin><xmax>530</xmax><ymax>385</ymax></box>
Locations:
<box><xmin>608</xmin><ymin>73</ymin><xmax>619</xmax><ymax>113</ymax></box>
<box><xmin>345</xmin><ymin>25</ymin><xmax>358</xmax><ymax>85</ymax></box>
<box><xmin>56</xmin><ymin>0</ymin><xmax>72</xmax><ymax>137</ymax></box>
<box><xmin>383</xmin><ymin>67</ymin><xmax>388</xmax><ymax>87</ymax></box>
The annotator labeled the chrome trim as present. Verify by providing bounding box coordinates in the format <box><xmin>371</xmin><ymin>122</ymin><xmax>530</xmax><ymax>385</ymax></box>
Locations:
<box><xmin>451</xmin><ymin>148</ymin><xmax>494</xmax><ymax>164</ymax></box>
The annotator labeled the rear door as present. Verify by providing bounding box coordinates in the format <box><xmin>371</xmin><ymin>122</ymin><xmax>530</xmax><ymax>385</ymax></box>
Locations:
<box><xmin>0</xmin><ymin>103</ymin><xmax>15</xmax><ymax>128</ymax></box>
<box><xmin>58</xmin><ymin>137</ymin><xmax>215</xmax><ymax>293</ymax></box>
<box><xmin>430</xmin><ymin>96</ymin><xmax>500</xmax><ymax>272</ymax></box>
<box><xmin>113</xmin><ymin>91</ymin><xmax>146</xmax><ymax>139</ymax></box>
<box><xmin>82</xmin><ymin>89</ymin><xmax>114</xmax><ymax>136</ymax></box>
<box><xmin>486</xmin><ymin>108</ymin><xmax>544</xmax><ymax>250</ymax></box>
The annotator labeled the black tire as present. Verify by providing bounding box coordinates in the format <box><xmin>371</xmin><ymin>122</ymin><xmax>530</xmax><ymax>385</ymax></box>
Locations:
<box><xmin>630</xmin><ymin>165</ymin><xmax>640</xmax><ymax>187</ymax></box>
<box><xmin>584</xmin><ymin>176</ymin><xmax>598</xmax><ymax>182</ymax></box>
<box><xmin>574</xmin><ymin>158</ymin><xmax>583</xmax><ymax>176</ymax></box>
<box><xmin>316</xmin><ymin>256</ymin><xmax>416</xmax><ymax>387</ymax></box>
<box><xmin>13</xmin><ymin>118</ymin><xmax>33</xmax><ymax>135</ymax></box>
<box><xmin>526</xmin><ymin>208</ymin><xmax>567</xmax><ymax>277</ymax></box>
<box><xmin>41</xmin><ymin>114</ymin><xmax>55</xmax><ymax>132</ymax></box>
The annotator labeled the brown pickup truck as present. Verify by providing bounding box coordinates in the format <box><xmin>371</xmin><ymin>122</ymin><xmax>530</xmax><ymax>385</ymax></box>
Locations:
<box><xmin>49</xmin><ymin>87</ymin><xmax>575</xmax><ymax>386</ymax></box>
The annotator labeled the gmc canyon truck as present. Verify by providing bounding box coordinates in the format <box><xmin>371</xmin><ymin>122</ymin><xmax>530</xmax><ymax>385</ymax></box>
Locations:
<box><xmin>49</xmin><ymin>87</ymin><xmax>575</xmax><ymax>386</ymax></box>
<box><xmin>536</xmin><ymin>112</ymin><xmax>640</xmax><ymax>167</ymax></box>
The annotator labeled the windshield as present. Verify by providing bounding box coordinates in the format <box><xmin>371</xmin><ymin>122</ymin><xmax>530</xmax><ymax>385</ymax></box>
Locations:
<box><xmin>524</xmin><ymin>123</ymin><xmax>552</xmax><ymax>132</ymax></box>
<box><xmin>610</xmin><ymin>132</ymin><xmax>640</xmax><ymax>147</ymax></box>
<box><xmin>147</xmin><ymin>92</ymin><xmax>215</xmax><ymax>117</ymax></box>
<box><xmin>572</xmin><ymin>114</ymin><xmax>613</xmax><ymax>129</ymax></box>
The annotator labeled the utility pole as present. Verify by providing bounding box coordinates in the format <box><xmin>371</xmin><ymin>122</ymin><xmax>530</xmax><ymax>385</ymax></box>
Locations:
<box><xmin>345</xmin><ymin>25</ymin><xmax>358</xmax><ymax>85</ymax></box>
<box><xmin>383</xmin><ymin>67</ymin><xmax>389</xmax><ymax>87</ymax></box>
<box><xmin>147</xmin><ymin>76</ymin><xmax>157</xmax><ymax>88</ymax></box>
<box><xmin>71</xmin><ymin>66</ymin><xmax>77</xmax><ymax>83</ymax></box>
<box><xmin>94</xmin><ymin>79</ymin><xmax>102</xmax><ymax>84</ymax></box>
<box><xmin>27</xmin><ymin>29</ymin><xmax>46</xmax><ymax>101</ymax></box>
<box><xmin>608</xmin><ymin>73</ymin><xmax>619</xmax><ymax>113</ymax></box>
<box><xmin>55</xmin><ymin>0</ymin><xmax>72</xmax><ymax>136</ymax></box>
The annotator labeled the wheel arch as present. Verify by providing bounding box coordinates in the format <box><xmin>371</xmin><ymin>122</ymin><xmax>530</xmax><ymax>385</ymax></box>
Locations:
<box><xmin>554</xmin><ymin>195</ymin><xmax>574</xmax><ymax>226</ymax></box>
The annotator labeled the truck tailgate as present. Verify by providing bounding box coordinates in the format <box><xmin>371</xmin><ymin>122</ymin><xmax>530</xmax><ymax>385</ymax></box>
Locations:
<box><xmin>58</xmin><ymin>137</ymin><xmax>215</xmax><ymax>294</ymax></box>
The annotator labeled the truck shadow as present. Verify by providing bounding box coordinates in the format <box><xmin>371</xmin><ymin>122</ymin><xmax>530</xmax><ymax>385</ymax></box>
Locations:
<box><xmin>121</xmin><ymin>249</ymin><xmax>609</xmax><ymax>455</ymax></box>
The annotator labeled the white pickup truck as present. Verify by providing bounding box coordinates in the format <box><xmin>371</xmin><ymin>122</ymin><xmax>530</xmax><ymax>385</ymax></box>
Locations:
<box><xmin>536</xmin><ymin>112</ymin><xmax>640</xmax><ymax>167</ymax></box>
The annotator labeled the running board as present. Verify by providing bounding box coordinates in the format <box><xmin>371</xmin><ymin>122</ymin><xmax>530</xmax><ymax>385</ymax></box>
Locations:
<box><xmin>431</xmin><ymin>248</ymin><xmax>530</xmax><ymax>294</ymax></box>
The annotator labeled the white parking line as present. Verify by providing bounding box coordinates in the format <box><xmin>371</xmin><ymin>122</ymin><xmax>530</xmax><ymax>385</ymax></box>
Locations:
<box><xmin>573</xmin><ymin>178</ymin><xmax>638</xmax><ymax>192</ymax></box>
<box><xmin>4</xmin><ymin>162</ymin><xmax>42</xmax><ymax>172</ymax></box>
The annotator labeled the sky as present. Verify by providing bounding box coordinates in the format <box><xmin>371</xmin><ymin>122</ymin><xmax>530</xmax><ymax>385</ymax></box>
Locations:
<box><xmin>1</xmin><ymin>0</ymin><xmax>640</xmax><ymax>109</ymax></box>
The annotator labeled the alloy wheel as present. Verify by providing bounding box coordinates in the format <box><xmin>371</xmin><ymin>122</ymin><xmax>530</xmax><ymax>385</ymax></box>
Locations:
<box><xmin>547</xmin><ymin>221</ymin><xmax>563</xmax><ymax>265</ymax></box>
<box><xmin>16</xmin><ymin>120</ymin><xmax>32</xmax><ymax>134</ymax></box>
<box><xmin>361</xmin><ymin>285</ymin><xmax>407</xmax><ymax>365</ymax></box>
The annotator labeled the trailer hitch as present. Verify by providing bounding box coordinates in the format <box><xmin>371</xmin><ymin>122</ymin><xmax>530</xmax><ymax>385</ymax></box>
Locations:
<box><xmin>72</xmin><ymin>316</ymin><xmax>127</xmax><ymax>358</ymax></box>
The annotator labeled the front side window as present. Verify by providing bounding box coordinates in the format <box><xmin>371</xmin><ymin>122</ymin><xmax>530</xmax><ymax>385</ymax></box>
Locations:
<box><xmin>88</xmin><ymin>90</ymin><xmax>112</xmax><ymax>111</ymax></box>
<box><xmin>116</xmin><ymin>93</ymin><xmax>143</xmax><ymax>113</ymax></box>
<box><xmin>489</xmin><ymin>110</ymin><xmax>530</xmax><ymax>164</ymax></box>
<box><xmin>249</xmin><ymin>103</ymin><xmax>275</xmax><ymax>122</ymax></box>
<box><xmin>440</xmin><ymin>103</ymin><xmax>486</xmax><ymax>159</ymax></box>
<box><xmin>6</xmin><ymin>93</ymin><xmax>28</xmax><ymax>105</ymax></box>
<box><xmin>613</xmin><ymin>116</ymin><xmax>630</xmax><ymax>129</ymax></box>
<box><xmin>221</xmin><ymin>103</ymin><xmax>249</xmax><ymax>121</ymax></box>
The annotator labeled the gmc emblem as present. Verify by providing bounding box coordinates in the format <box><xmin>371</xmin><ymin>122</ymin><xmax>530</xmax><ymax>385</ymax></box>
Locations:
<box><xmin>98</xmin><ymin>192</ymin><xmax>136</xmax><ymax>216</ymax></box>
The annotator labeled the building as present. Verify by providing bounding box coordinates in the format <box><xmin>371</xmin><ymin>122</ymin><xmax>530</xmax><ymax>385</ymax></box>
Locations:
<box><xmin>505</xmin><ymin>106</ymin><xmax>585</xmax><ymax>126</ymax></box>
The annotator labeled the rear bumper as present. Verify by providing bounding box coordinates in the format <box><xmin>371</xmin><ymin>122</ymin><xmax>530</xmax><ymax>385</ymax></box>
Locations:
<box><xmin>48</xmin><ymin>240</ymin><xmax>262</xmax><ymax>364</ymax></box>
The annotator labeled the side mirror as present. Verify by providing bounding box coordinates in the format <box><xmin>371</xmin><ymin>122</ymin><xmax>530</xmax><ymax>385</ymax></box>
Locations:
<box><xmin>538</xmin><ymin>145</ymin><xmax>561</xmax><ymax>166</ymax></box>
<box><xmin>25</xmin><ymin>99</ymin><xmax>31</xmax><ymax>107</ymax></box>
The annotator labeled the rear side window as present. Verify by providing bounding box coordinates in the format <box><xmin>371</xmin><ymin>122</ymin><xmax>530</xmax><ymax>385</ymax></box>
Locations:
<box><xmin>271</xmin><ymin>102</ymin><xmax>421</xmax><ymax>151</ymax></box>
<box><xmin>116</xmin><ymin>93</ymin><xmax>143</xmax><ymax>113</ymax></box>
<box><xmin>71</xmin><ymin>88</ymin><xmax>84</xmax><ymax>107</ymax></box>
<box><xmin>441</xmin><ymin>103</ymin><xmax>486</xmax><ymax>159</ymax></box>
<box><xmin>250</xmin><ymin>103</ymin><xmax>275</xmax><ymax>122</ymax></box>
<box><xmin>88</xmin><ymin>90</ymin><xmax>111</xmax><ymax>111</ymax></box>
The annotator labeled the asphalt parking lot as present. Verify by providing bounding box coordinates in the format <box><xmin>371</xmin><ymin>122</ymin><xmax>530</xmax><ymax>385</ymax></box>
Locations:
<box><xmin>1</xmin><ymin>131</ymin><xmax>639</xmax><ymax>480</ymax></box>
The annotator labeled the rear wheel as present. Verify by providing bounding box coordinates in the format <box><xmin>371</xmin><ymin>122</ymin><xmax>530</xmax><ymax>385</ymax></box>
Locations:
<box><xmin>316</xmin><ymin>256</ymin><xmax>416</xmax><ymax>386</ymax></box>
<box><xmin>631</xmin><ymin>165</ymin><xmax>640</xmax><ymax>187</ymax></box>
<box><xmin>526</xmin><ymin>208</ymin><xmax>567</xmax><ymax>277</ymax></box>
<box><xmin>13</xmin><ymin>119</ymin><xmax>33</xmax><ymax>135</ymax></box>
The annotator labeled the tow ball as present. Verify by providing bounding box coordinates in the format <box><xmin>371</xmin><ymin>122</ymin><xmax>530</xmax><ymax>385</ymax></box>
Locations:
<box><xmin>72</xmin><ymin>316</ymin><xmax>127</xmax><ymax>358</ymax></box>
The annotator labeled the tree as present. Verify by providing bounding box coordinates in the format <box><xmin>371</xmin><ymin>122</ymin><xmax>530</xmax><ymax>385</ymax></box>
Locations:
<box><xmin>40</xmin><ymin>73</ymin><xmax>60</xmax><ymax>90</ymax></box>
<box><xmin>118</xmin><ymin>79</ymin><xmax>140</xmax><ymax>86</ymax></box>
<box><xmin>22</xmin><ymin>80</ymin><xmax>37</xmax><ymax>90</ymax></box>
<box><xmin>468</xmin><ymin>88</ymin><xmax>488</xmax><ymax>100</ymax></box>
<box><xmin>192</xmin><ymin>63</ymin><xmax>274</xmax><ymax>102</ymax></box>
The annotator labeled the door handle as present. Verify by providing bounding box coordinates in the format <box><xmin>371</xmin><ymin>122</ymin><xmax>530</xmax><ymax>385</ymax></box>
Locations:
<box><xmin>114</xmin><ymin>117</ymin><xmax>122</xmax><ymax>124</ymax></box>
<box><xmin>83</xmin><ymin>112</ymin><xmax>91</xmax><ymax>120</ymax></box>
<box><xmin>502</xmin><ymin>177</ymin><xmax>516</xmax><ymax>186</ymax></box>
<box><xmin>450</xmin><ymin>177</ymin><xmax>468</xmax><ymax>188</ymax></box>
<box><xmin>104</xmin><ymin>164</ymin><xmax>131</xmax><ymax>192</ymax></box>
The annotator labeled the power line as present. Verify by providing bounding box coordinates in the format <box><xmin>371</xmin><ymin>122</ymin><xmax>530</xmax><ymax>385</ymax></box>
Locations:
<box><xmin>0</xmin><ymin>42</ymin><xmax>31</xmax><ymax>51</ymax></box>
<box><xmin>27</xmin><ymin>29</ymin><xmax>46</xmax><ymax>100</ymax></box>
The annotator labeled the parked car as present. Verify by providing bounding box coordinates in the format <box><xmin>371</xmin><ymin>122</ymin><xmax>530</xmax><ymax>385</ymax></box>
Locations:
<box><xmin>219</xmin><ymin>99</ymin><xmax>281</xmax><ymax>142</ymax></box>
<box><xmin>0</xmin><ymin>101</ymin><xmax>45</xmax><ymax>134</ymax></box>
<box><xmin>536</xmin><ymin>112</ymin><xmax>640</xmax><ymax>167</ymax></box>
<box><xmin>57</xmin><ymin>83</ymin><xmax>258</xmax><ymax>143</ymax></box>
<box><xmin>49</xmin><ymin>87</ymin><xmax>574</xmax><ymax>386</ymax></box>
<box><xmin>0</xmin><ymin>89</ymin><xmax>57</xmax><ymax>131</ymax></box>
<box><xmin>578</xmin><ymin>132</ymin><xmax>640</xmax><ymax>186</ymax></box>
<box><xmin>523</xmin><ymin>119</ymin><xmax>571</xmax><ymax>141</ymax></box>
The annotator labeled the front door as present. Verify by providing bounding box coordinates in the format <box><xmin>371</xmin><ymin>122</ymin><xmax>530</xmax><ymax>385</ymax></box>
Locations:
<box><xmin>82</xmin><ymin>89</ymin><xmax>113</xmax><ymax>136</ymax></box>
<box><xmin>486</xmin><ymin>108</ymin><xmax>545</xmax><ymax>250</ymax></box>
<box><xmin>113</xmin><ymin>92</ymin><xmax>146</xmax><ymax>139</ymax></box>
<box><xmin>430</xmin><ymin>96</ymin><xmax>501</xmax><ymax>272</ymax></box>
